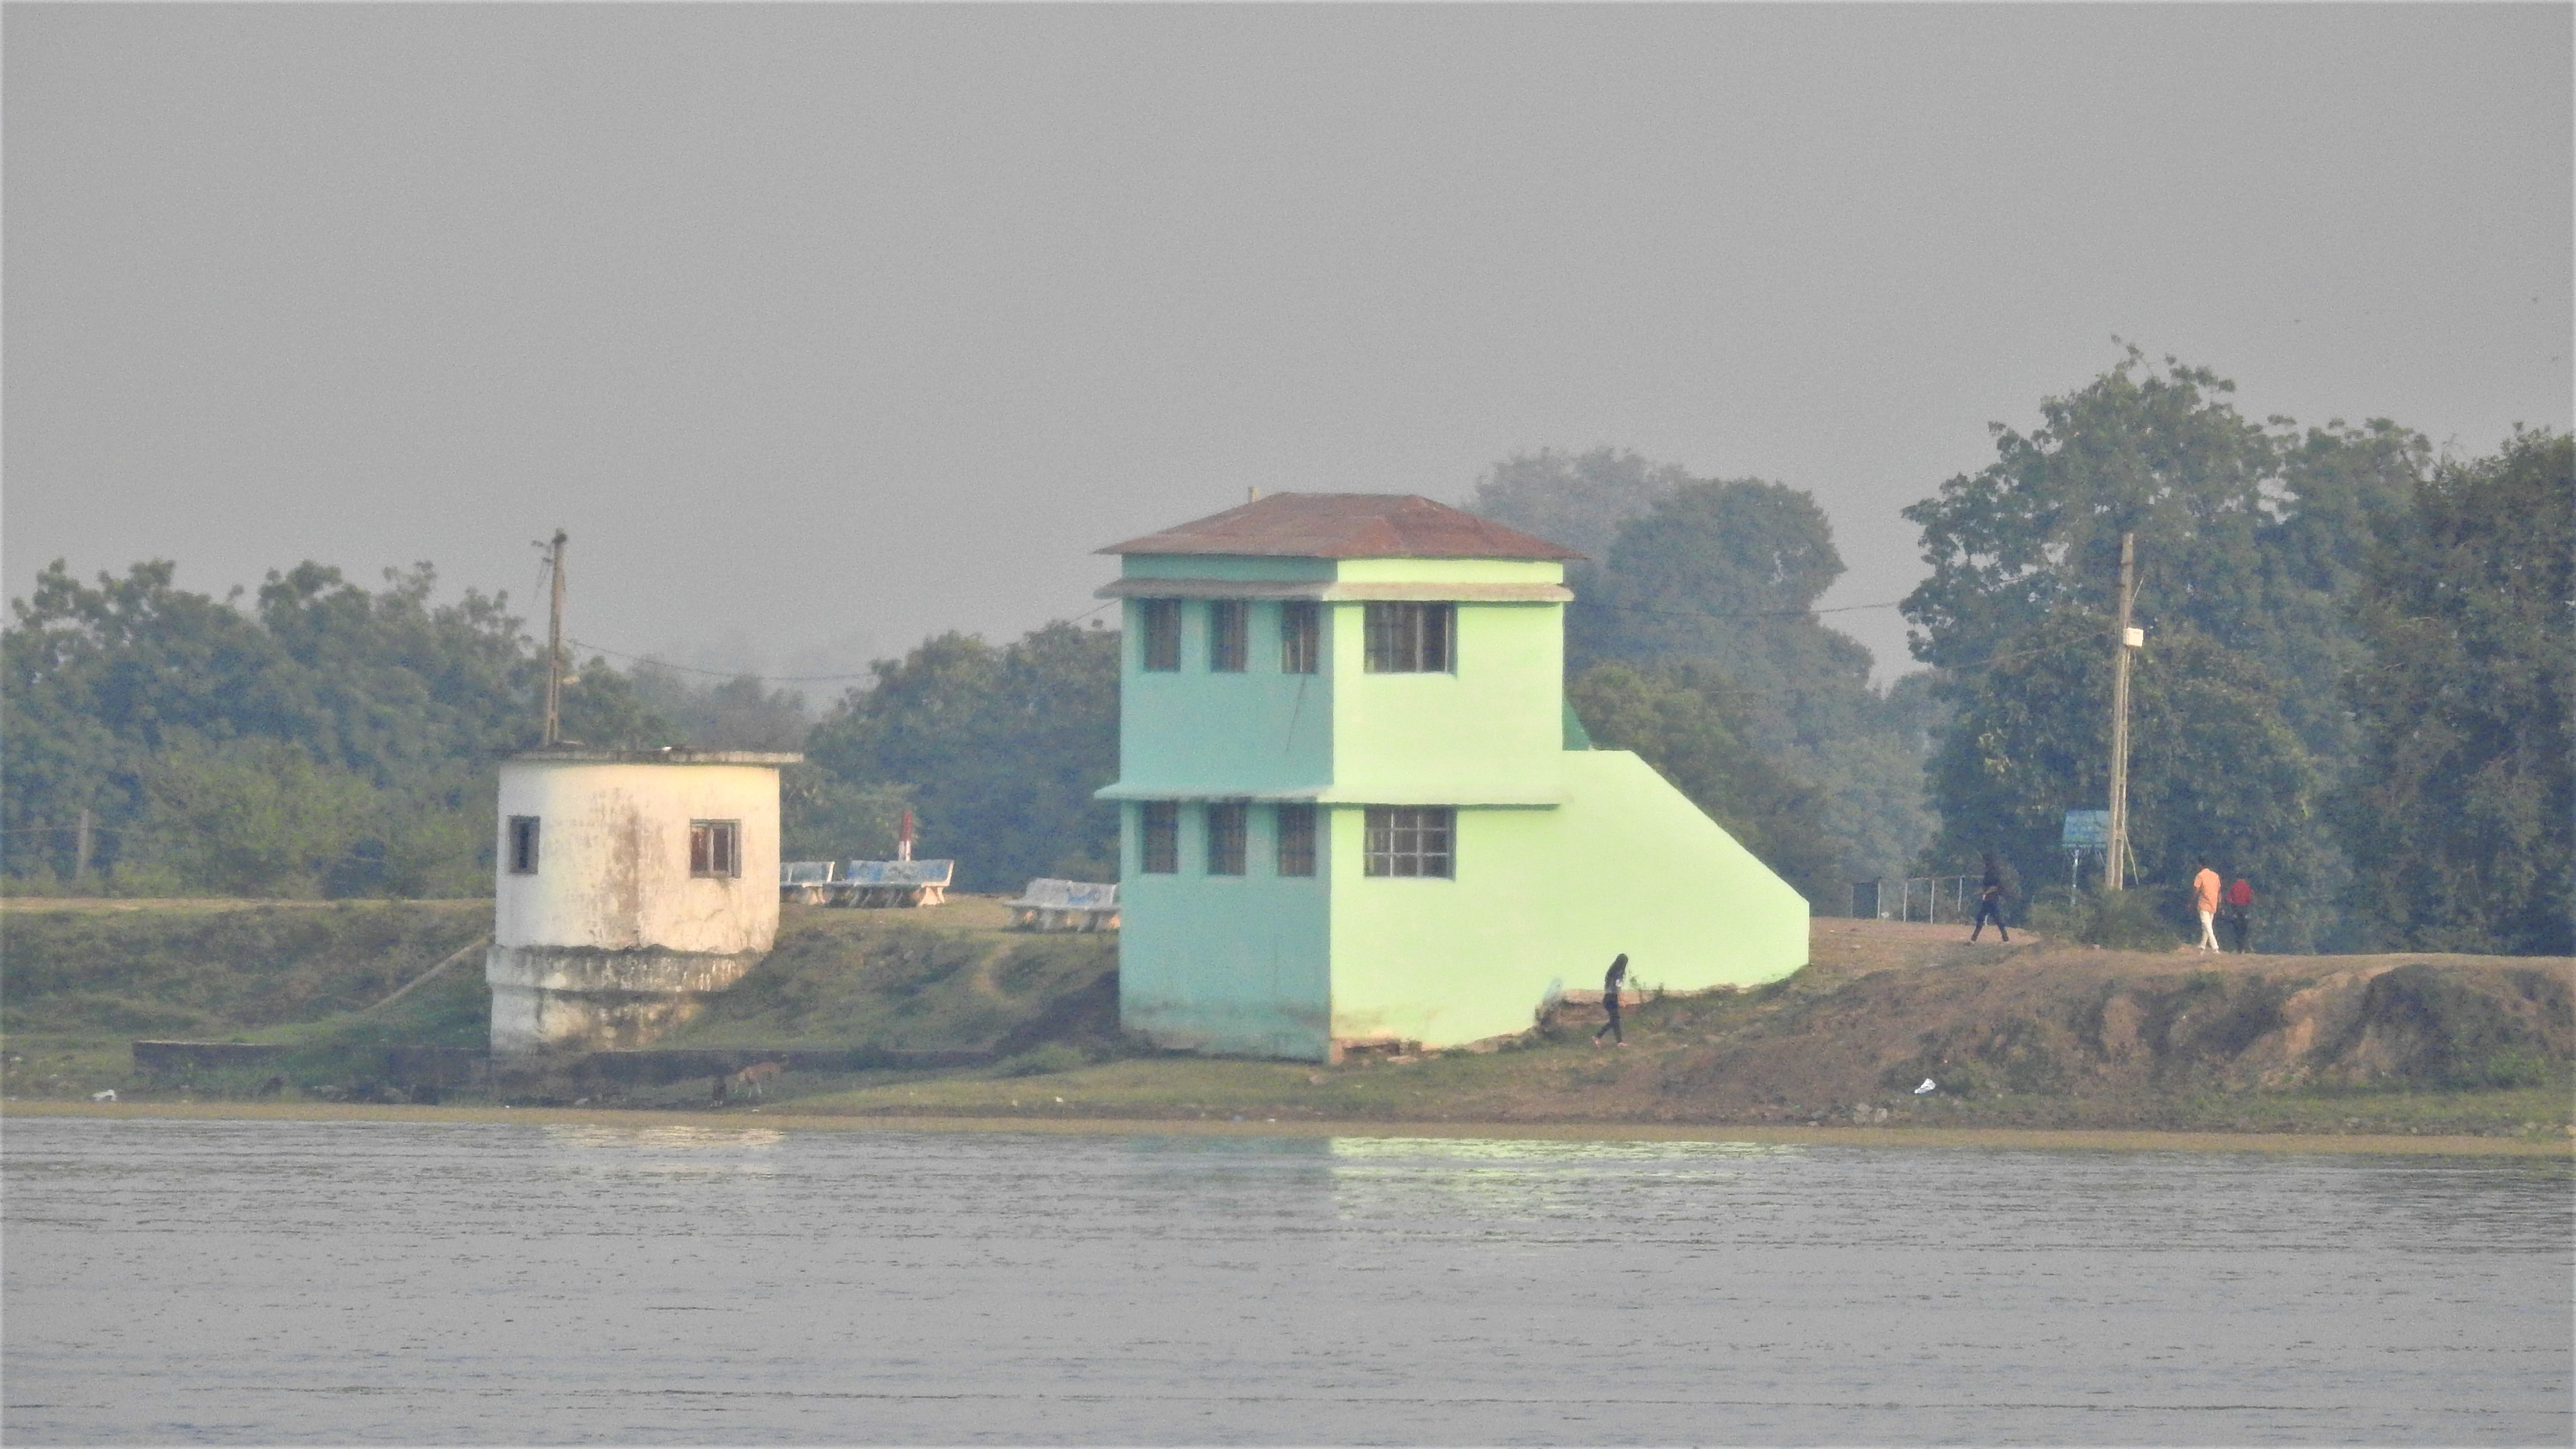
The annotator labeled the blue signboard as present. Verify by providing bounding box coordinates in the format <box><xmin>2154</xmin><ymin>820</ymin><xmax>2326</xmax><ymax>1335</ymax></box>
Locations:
<box><xmin>2061</xmin><ymin>809</ymin><xmax>2111</xmax><ymax>849</ymax></box>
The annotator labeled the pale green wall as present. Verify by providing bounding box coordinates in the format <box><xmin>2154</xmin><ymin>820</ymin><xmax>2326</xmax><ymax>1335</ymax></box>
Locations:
<box><xmin>1116</xmin><ymin>799</ymin><xmax>1333</xmax><ymax>1059</ymax></box>
<box><xmin>1333</xmin><ymin>558</ymin><xmax>1564</xmax><ymax>583</ymax></box>
<box><xmin>1325</xmin><ymin>600</ymin><xmax>1565</xmax><ymax>806</ymax></box>
<box><xmin>1328</xmin><ymin>751</ymin><xmax>1810</xmax><ymax>1049</ymax></box>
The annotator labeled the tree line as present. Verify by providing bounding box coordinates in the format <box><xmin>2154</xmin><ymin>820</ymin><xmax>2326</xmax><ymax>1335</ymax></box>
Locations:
<box><xmin>6</xmin><ymin>355</ymin><xmax>2565</xmax><ymax>954</ymax></box>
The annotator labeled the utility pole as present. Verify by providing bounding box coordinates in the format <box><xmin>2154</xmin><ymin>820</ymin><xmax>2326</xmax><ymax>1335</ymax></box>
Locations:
<box><xmin>2105</xmin><ymin>532</ymin><xmax>2141</xmax><ymax>891</ymax></box>
<box><xmin>542</xmin><ymin>530</ymin><xmax>568</xmax><ymax>747</ymax></box>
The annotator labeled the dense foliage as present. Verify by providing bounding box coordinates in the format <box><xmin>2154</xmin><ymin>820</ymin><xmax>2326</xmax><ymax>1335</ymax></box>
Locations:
<box><xmin>802</xmin><ymin>622</ymin><xmax>1121</xmax><ymax>893</ymax></box>
<box><xmin>2341</xmin><ymin>431</ymin><xmax>2573</xmax><ymax>954</ymax></box>
<box><xmin>1474</xmin><ymin>453</ymin><xmax>1938</xmax><ymax>891</ymax></box>
<box><xmin>1901</xmin><ymin>352</ymin><xmax>2432</xmax><ymax>947</ymax></box>
<box><xmin>3</xmin><ymin>560</ymin><xmax>665</xmax><ymax>896</ymax></box>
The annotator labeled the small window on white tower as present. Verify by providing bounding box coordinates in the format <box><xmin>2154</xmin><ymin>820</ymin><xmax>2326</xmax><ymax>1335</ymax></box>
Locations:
<box><xmin>508</xmin><ymin>816</ymin><xmax>540</xmax><ymax>874</ymax></box>
<box><xmin>689</xmin><ymin>820</ymin><xmax>740</xmax><ymax>878</ymax></box>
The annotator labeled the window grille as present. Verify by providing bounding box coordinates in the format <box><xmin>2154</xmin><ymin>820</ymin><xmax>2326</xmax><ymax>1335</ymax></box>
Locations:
<box><xmin>1205</xmin><ymin>802</ymin><xmax>1247</xmax><ymax>874</ymax></box>
<box><xmin>1275</xmin><ymin>803</ymin><xmax>1317</xmax><ymax>877</ymax></box>
<box><xmin>1363</xmin><ymin>806</ymin><xmax>1453</xmax><ymax>878</ymax></box>
<box><xmin>1209</xmin><ymin>600</ymin><xmax>1247</xmax><ymax>672</ymax></box>
<box><xmin>689</xmin><ymin>820</ymin><xmax>740</xmax><ymax>878</ymax></box>
<box><xmin>1139</xmin><ymin>802</ymin><xmax>1180</xmax><ymax>874</ymax></box>
<box><xmin>1138</xmin><ymin>599</ymin><xmax>1181</xmax><ymax>672</ymax></box>
<box><xmin>1363</xmin><ymin>602</ymin><xmax>1453</xmax><ymax>673</ymax></box>
<box><xmin>1279</xmin><ymin>602</ymin><xmax>1320</xmax><ymax>674</ymax></box>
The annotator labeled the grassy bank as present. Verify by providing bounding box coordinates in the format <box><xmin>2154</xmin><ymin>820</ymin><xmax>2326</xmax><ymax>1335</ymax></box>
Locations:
<box><xmin>4</xmin><ymin>899</ymin><xmax>2568</xmax><ymax>1143</ymax></box>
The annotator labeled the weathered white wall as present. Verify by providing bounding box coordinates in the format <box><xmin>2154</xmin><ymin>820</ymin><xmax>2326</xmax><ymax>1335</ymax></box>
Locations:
<box><xmin>486</xmin><ymin>754</ymin><xmax>790</xmax><ymax>1055</ymax></box>
<box><xmin>494</xmin><ymin>760</ymin><xmax>781</xmax><ymax>955</ymax></box>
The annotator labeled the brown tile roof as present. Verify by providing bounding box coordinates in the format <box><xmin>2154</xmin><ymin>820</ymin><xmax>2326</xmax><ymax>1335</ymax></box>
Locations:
<box><xmin>1100</xmin><ymin>493</ymin><xmax>1584</xmax><ymax>561</ymax></box>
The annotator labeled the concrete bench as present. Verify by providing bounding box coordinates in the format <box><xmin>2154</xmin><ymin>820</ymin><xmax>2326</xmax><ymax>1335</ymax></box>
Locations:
<box><xmin>779</xmin><ymin>860</ymin><xmax>839</xmax><ymax>905</ymax></box>
<box><xmin>838</xmin><ymin>858</ymin><xmax>954</xmax><ymax>908</ymax></box>
<box><xmin>1006</xmin><ymin>878</ymin><xmax>1120</xmax><ymax>932</ymax></box>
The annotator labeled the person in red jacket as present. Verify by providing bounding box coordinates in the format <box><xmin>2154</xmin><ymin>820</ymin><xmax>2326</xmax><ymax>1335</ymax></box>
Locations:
<box><xmin>2224</xmin><ymin>877</ymin><xmax>2255</xmax><ymax>953</ymax></box>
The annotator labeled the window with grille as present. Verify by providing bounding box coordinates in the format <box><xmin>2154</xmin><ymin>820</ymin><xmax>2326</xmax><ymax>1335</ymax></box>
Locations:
<box><xmin>1208</xmin><ymin>600</ymin><xmax>1248</xmax><ymax>672</ymax></box>
<box><xmin>1139</xmin><ymin>802</ymin><xmax>1179</xmax><ymax>874</ymax></box>
<box><xmin>1363</xmin><ymin>602</ymin><xmax>1453</xmax><ymax>673</ymax></box>
<box><xmin>1138</xmin><ymin>599</ymin><xmax>1181</xmax><ymax>672</ymax></box>
<box><xmin>1275</xmin><ymin>803</ymin><xmax>1317</xmax><ymax>877</ymax></box>
<box><xmin>508</xmin><ymin>816</ymin><xmax>540</xmax><ymax>874</ymax></box>
<box><xmin>1205</xmin><ymin>802</ymin><xmax>1247</xmax><ymax>874</ymax></box>
<box><xmin>1280</xmin><ymin>601</ymin><xmax>1320</xmax><ymax>674</ymax></box>
<box><xmin>689</xmin><ymin>820</ymin><xmax>740</xmax><ymax>878</ymax></box>
<box><xmin>1363</xmin><ymin>807</ymin><xmax>1453</xmax><ymax>878</ymax></box>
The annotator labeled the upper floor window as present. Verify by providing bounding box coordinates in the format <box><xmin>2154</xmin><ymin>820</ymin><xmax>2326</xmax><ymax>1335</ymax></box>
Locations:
<box><xmin>1275</xmin><ymin>803</ymin><xmax>1317</xmax><ymax>877</ymax></box>
<box><xmin>1280</xmin><ymin>601</ymin><xmax>1320</xmax><ymax>674</ymax></box>
<box><xmin>689</xmin><ymin>820</ymin><xmax>741</xmax><ymax>878</ymax></box>
<box><xmin>1205</xmin><ymin>802</ymin><xmax>1247</xmax><ymax>874</ymax></box>
<box><xmin>1209</xmin><ymin>600</ymin><xmax>1248</xmax><ymax>673</ymax></box>
<box><xmin>1139</xmin><ymin>801</ymin><xmax>1180</xmax><ymax>874</ymax></box>
<box><xmin>1138</xmin><ymin>599</ymin><xmax>1182</xmax><ymax>671</ymax></box>
<box><xmin>508</xmin><ymin>816</ymin><xmax>541</xmax><ymax>874</ymax></box>
<box><xmin>1363</xmin><ymin>806</ymin><xmax>1453</xmax><ymax>878</ymax></box>
<box><xmin>1364</xmin><ymin>602</ymin><xmax>1452</xmax><ymax>673</ymax></box>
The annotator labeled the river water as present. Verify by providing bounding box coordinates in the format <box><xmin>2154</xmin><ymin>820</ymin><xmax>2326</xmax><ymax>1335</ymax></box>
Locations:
<box><xmin>3</xmin><ymin>1117</ymin><xmax>2568</xmax><ymax>1445</ymax></box>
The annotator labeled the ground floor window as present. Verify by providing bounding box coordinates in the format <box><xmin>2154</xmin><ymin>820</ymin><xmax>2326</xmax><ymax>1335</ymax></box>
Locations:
<box><xmin>1363</xmin><ymin>806</ymin><xmax>1453</xmax><ymax>878</ymax></box>
<box><xmin>689</xmin><ymin>820</ymin><xmax>740</xmax><ymax>878</ymax></box>
<box><xmin>1275</xmin><ymin>803</ymin><xmax>1317</xmax><ymax>876</ymax></box>
<box><xmin>1139</xmin><ymin>802</ymin><xmax>1179</xmax><ymax>874</ymax></box>
<box><xmin>1205</xmin><ymin>802</ymin><xmax>1247</xmax><ymax>875</ymax></box>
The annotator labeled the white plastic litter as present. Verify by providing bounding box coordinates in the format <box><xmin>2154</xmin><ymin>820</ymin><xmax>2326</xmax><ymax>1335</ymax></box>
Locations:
<box><xmin>1913</xmin><ymin>1079</ymin><xmax>1936</xmax><ymax>1095</ymax></box>
<box><xmin>91</xmin><ymin>1088</ymin><xmax>116</xmax><ymax>1102</ymax></box>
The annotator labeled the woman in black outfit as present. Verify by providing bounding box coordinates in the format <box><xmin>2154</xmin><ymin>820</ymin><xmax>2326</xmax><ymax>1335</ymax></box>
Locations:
<box><xmin>1594</xmin><ymin>953</ymin><xmax>1630</xmax><ymax>1046</ymax></box>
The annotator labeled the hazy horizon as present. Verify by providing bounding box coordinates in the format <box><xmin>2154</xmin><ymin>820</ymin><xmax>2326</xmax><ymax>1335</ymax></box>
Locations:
<box><xmin>9</xmin><ymin>4</ymin><xmax>2569</xmax><ymax>692</ymax></box>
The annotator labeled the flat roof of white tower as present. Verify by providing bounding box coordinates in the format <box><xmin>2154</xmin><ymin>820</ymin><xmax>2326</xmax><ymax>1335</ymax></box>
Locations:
<box><xmin>503</xmin><ymin>746</ymin><xmax>803</xmax><ymax>766</ymax></box>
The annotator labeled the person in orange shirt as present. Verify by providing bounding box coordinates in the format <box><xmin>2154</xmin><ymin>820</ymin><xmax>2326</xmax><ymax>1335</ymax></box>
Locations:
<box><xmin>2193</xmin><ymin>861</ymin><xmax>2223</xmax><ymax>953</ymax></box>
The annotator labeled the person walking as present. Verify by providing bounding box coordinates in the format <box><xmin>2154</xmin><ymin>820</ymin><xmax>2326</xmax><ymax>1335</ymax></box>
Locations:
<box><xmin>2193</xmin><ymin>861</ymin><xmax>2223</xmax><ymax>953</ymax></box>
<box><xmin>2224</xmin><ymin>877</ymin><xmax>2255</xmax><ymax>953</ymax></box>
<box><xmin>1593</xmin><ymin>953</ymin><xmax>1630</xmax><ymax>1047</ymax></box>
<box><xmin>1968</xmin><ymin>853</ymin><xmax>2010</xmax><ymax>943</ymax></box>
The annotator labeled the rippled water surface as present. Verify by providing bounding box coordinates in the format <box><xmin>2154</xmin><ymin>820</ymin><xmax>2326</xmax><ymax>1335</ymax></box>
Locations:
<box><xmin>4</xmin><ymin>1117</ymin><xmax>2568</xmax><ymax>1444</ymax></box>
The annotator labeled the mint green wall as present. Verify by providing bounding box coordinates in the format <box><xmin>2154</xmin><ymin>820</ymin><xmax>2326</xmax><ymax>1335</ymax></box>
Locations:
<box><xmin>1116</xmin><ymin>799</ymin><xmax>1333</xmax><ymax>1059</ymax></box>
<box><xmin>1115</xmin><ymin>596</ymin><xmax>1333</xmax><ymax>797</ymax></box>
<box><xmin>1328</xmin><ymin>751</ymin><xmax>1810</xmax><ymax>1049</ymax></box>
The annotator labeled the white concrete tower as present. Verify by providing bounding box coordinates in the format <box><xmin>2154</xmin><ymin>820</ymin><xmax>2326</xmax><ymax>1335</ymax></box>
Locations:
<box><xmin>486</xmin><ymin>746</ymin><xmax>799</xmax><ymax>1055</ymax></box>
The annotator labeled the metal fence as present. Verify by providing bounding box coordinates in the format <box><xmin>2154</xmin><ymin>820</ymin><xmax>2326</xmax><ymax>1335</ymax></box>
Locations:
<box><xmin>1852</xmin><ymin>875</ymin><xmax>1978</xmax><ymax>924</ymax></box>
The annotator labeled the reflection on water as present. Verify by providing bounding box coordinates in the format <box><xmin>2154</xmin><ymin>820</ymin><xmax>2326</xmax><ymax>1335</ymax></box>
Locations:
<box><xmin>4</xmin><ymin>1117</ymin><xmax>2568</xmax><ymax>1446</ymax></box>
<box><xmin>1327</xmin><ymin>1135</ymin><xmax>1788</xmax><ymax>1221</ymax></box>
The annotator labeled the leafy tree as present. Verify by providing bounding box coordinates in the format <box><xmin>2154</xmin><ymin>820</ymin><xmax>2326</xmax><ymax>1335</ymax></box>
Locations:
<box><xmin>2342</xmin><ymin>430</ymin><xmax>2573</xmax><ymax>954</ymax></box>
<box><xmin>629</xmin><ymin>666</ymin><xmax>813</xmax><ymax>751</ymax></box>
<box><xmin>3</xmin><ymin>557</ymin><xmax>667</xmax><ymax>895</ymax></box>
<box><xmin>1899</xmin><ymin>351</ymin><xmax>2433</xmax><ymax>943</ymax></box>
<box><xmin>803</xmin><ymin>621</ymin><xmax>1120</xmax><ymax>892</ymax></box>
<box><xmin>778</xmin><ymin>765</ymin><xmax>911</xmax><ymax>864</ymax></box>
<box><xmin>129</xmin><ymin>740</ymin><xmax>380</xmax><ymax>898</ymax></box>
<box><xmin>1486</xmin><ymin>469</ymin><xmax>1938</xmax><ymax>888</ymax></box>
<box><xmin>1567</xmin><ymin>660</ymin><xmax>1840</xmax><ymax>908</ymax></box>
<box><xmin>1468</xmin><ymin>446</ymin><xmax>1688</xmax><ymax>567</ymax></box>
<box><xmin>1920</xmin><ymin>611</ymin><xmax>2326</xmax><ymax>946</ymax></box>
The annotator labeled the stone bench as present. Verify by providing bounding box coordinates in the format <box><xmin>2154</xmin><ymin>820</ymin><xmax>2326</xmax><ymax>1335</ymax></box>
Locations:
<box><xmin>779</xmin><ymin>860</ymin><xmax>839</xmax><ymax>905</ymax></box>
<box><xmin>1006</xmin><ymin>878</ymin><xmax>1120</xmax><ymax>932</ymax></box>
<box><xmin>837</xmin><ymin>858</ymin><xmax>954</xmax><ymax>908</ymax></box>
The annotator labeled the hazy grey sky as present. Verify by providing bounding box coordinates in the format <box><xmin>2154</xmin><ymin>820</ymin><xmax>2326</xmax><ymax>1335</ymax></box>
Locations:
<box><xmin>8</xmin><ymin>4</ymin><xmax>2568</xmax><ymax>689</ymax></box>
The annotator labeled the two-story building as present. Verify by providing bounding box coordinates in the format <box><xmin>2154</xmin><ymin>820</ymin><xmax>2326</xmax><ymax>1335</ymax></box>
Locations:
<box><xmin>1096</xmin><ymin>492</ymin><xmax>1807</xmax><ymax>1062</ymax></box>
